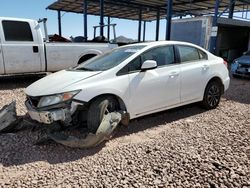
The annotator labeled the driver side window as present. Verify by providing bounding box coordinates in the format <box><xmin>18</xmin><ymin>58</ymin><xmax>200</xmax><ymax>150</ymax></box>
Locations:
<box><xmin>117</xmin><ymin>45</ymin><xmax>175</xmax><ymax>76</ymax></box>
<box><xmin>141</xmin><ymin>45</ymin><xmax>175</xmax><ymax>67</ymax></box>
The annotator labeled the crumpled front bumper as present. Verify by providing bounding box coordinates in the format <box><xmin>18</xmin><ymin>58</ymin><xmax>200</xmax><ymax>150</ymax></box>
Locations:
<box><xmin>25</xmin><ymin>100</ymin><xmax>73</xmax><ymax>124</ymax></box>
<box><xmin>49</xmin><ymin>112</ymin><xmax>122</xmax><ymax>148</ymax></box>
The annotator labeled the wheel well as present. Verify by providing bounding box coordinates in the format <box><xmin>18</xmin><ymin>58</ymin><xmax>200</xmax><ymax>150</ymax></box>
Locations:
<box><xmin>206</xmin><ymin>77</ymin><xmax>224</xmax><ymax>94</ymax></box>
<box><xmin>78</xmin><ymin>54</ymin><xmax>97</xmax><ymax>64</ymax></box>
<box><xmin>88</xmin><ymin>94</ymin><xmax>127</xmax><ymax>112</ymax></box>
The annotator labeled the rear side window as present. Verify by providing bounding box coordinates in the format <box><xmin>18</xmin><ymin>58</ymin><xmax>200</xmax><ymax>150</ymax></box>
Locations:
<box><xmin>2</xmin><ymin>20</ymin><xmax>33</xmax><ymax>41</ymax></box>
<box><xmin>178</xmin><ymin>45</ymin><xmax>206</xmax><ymax>63</ymax></box>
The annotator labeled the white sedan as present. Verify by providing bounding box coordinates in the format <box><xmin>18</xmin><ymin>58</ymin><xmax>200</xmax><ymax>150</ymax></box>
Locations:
<box><xmin>25</xmin><ymin>41</ymin><xmax>230</xmax><ymax>133</ymax></box>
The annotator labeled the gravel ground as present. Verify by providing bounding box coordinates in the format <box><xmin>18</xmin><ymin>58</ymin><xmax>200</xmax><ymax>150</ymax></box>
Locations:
<box><xmin>0</xmin><ymin>76</ymin><xmax>249</xmax><ymax>188</ymax></box>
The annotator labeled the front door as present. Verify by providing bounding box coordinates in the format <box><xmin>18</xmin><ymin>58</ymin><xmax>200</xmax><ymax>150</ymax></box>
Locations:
<box><xmin>125</xmin><ymin>45</ymin><xmax>181</xmax><ymax>117</ymax></box>
<box><xmin>0</xmin><ymin>20</ymin><xmax>42</xmax><ymax>74</ymax></box>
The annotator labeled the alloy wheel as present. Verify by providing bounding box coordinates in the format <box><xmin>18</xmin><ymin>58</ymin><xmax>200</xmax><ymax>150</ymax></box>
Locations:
<box><xmin>207</xmin><ymin>85</ymin><xmax>220</xmax><ymax>107</ymax></box>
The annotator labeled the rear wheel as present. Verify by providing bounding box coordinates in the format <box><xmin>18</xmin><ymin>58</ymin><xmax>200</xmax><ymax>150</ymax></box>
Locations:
<box><xmin>87</xmin><ymin>96</ymin><xmax>119</xmax><ymax>133</ymax></box>
<box><xmin>201</xmin><ymin>81</ymin><xmax>222</xmax><ymax>109</ymax></box>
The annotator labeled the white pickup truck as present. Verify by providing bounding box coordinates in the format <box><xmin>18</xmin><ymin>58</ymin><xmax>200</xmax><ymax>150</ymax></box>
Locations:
<box><xmin>0</xmin><ymin>17</ymin><xmax>117</xmax><ymax>75</ymax></box>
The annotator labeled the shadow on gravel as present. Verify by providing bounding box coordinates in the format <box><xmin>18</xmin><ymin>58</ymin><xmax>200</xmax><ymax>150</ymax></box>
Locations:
<box><xmin>0</xmin><ymin>103</ymin><xmax>206</xmax><ymax>167</ymax></box>
<box><xmin>223</xmin><ymin>77</ymin><xmax>250</xmax><ymax>105</ymax></box>
<box><xmin>115</xmin><ymin>103</ymin><xmax>206</xmax><ymax>139</ymax></box>
<box><xmin>0</xmin><ymin>74</ymin><xmax>46</xmax><ymax>90</ymax></box>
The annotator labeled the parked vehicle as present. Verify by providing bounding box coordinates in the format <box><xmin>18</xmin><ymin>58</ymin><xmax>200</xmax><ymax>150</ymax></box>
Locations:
<box><xmin>231</xmin><ymin>51</ymin><xmax>250</xmax><ymax>78</ymax></box>
<box><xmin>25</xmin><ymin>41</ymin><xmax>230</xmax><ymax>134</ymax></box>
<box><xmin>0</xmin><ymin>17</ymin><xmax>117</xmax><ymax>75</ymax></box>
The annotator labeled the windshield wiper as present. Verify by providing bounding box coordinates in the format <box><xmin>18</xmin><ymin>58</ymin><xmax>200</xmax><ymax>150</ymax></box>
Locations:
<box><xmin>75</xmin><ymin>67</ymin><xmax>95</xmax><ymax>71</ymax></box>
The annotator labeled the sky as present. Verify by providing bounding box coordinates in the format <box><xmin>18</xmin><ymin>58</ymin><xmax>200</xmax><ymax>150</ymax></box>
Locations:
<box><xmin>0</xmin><ymin>0</ymin><xmax>249</xmax><ymax>41</ymax></box>
<box><xmin>0</xmin><ymin>0</ymin><xmax>168</xmax><ymax>41</ymax></box>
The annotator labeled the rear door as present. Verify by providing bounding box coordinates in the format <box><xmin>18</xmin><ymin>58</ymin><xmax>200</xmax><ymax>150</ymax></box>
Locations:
<box><xmin>1</xmin><ymin>19</ymin><xmax>42</xmax><ymax>74</ymax></box>
<box><xmin>177</xmin><ymin>45</ymin><xmax>210</xmax><ymax>102</ymax></box>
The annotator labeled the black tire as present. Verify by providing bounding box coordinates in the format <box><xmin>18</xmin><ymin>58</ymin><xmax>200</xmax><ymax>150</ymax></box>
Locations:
<box><xmin>87</xmin><ymin>96</ymin><xmax>119</xmax><ymax>133</ymax></box>
<box><xmin>201</xmin><ymin>81</ymin><xmax>222</xmax><ymax>110</ymax></box>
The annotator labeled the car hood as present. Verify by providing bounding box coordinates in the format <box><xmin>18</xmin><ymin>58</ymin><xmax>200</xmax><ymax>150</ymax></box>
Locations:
<box><xmin>25</xmin><ymin>70</ymin><xmax>101</xmax><ymax>96</ymax></box>
<box><xmin>235</xmin><ymin>56</ymin><xmax>250</xmax><ymax>65</ymax></box>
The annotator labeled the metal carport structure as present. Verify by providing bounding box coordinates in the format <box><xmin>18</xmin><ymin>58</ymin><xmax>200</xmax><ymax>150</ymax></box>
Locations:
<box><xmin>47</xmin><ymin>0</ymin><xmax>250</xmax><ymax>53</ymax></box>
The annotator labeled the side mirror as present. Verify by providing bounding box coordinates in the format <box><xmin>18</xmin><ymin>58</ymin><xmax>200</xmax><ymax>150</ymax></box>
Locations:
<box><xmin>141</xmin><ymin>60</ymin><xmax>157</xmax><ymax>71</ymax></box>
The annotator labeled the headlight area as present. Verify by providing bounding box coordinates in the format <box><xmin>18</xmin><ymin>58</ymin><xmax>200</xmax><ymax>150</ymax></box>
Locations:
<box><xmin>38</xmin><ymin>91</ymin><xmax>80</xmax><ymax>108</ymax></box>
<box><xmin>25</xmin><ymin>90</ymin><xmax>83</xmax><ymax>125</ymax></box>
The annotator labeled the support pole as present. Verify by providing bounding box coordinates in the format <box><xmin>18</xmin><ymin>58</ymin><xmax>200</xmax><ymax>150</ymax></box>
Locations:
<box><xmin>113</xmin><ymin>24</ymin><xmax>117</xmax><ymax>42</ymax></box>
<box><xmin>246</xmin><ymin>5</ymin><xmax>248</xmax><ymax>19</ymax></box>
<box><xmin>138</xmin><ymin>9</ymin><xmax>142</xmax><ymax>42</ymax></box>
<box><xmin>209</xmin><ymin>0</ymin><xmax>220</xmax><ymax>54</ymax></box>
<box><xmin>229</xmin><ymin>0</ymin><xmax>235</xmax><ymax>19</ymax></box>
<box><xmin>156</xmin><ymin>9</ymin><xmax>160</xmax><ymax>41</ymax></box>
<box><xmin>166</xmin><ymin>0</ymin><xmax>173</xmax><ymax>40</ymax></box>
<box><xmin>83</xmin><ymin>0</ymin><xmax>88</xmax><ymax>41</ymax></box>
<box><xmin>100</xmin><ymin>0</ymin><xmax>104</xmax><ymax>37</ymax></box>
<box><xmin>58</xmin><ymin>10</ymin><xmax>62</xmax><ymax>36</ymax></box>
<box><xmin>143</xmin><ymin>21</ymin><xmax>146</xmax><ymax>42</ymax></box>
<box><xmin>107</xmin><ymin>16</ymin><xmax>110</xmax><ymax>41</ymax></box>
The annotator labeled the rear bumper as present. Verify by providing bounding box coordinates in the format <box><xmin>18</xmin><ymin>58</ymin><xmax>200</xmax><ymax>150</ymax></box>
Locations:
<box><xmin>223</xmin><ymin>77</ymin><xmax>230</xmax><ymax>92</ymax></box>
<box><xmin>25</xmin><ymin>100</ymin><xmax>71</xmax><ymax>124</ymax></box>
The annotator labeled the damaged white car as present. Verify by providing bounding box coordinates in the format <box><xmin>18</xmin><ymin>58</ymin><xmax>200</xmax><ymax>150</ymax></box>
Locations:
<box><xmin>25</xmin><ymin>41</ymin><xmax>230</xmax><ymax>135</ymax></box>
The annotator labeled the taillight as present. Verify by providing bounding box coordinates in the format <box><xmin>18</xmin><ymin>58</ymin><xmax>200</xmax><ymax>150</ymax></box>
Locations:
<box><xmin>223</xmin><ymin>60</ymin><xmax>228</xmax><ymax>68</ymax></box>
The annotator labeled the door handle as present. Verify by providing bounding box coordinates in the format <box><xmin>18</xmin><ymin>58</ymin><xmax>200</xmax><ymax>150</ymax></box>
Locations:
<box><xmin>33</xmin><ymin>46</ymin><xmax>39</xmax><ymax>53</ymax></box>
<box><xmin>169</xmin><ymin>71</ymin><xmax>179</xmax><ymax>78</ymax></box>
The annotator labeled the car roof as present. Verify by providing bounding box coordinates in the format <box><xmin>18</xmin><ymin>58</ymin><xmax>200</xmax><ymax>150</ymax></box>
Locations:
<box><xmin>126</xmin><ymin>40</ymin><xmax>202</xmax><ymax>49</ymax></box>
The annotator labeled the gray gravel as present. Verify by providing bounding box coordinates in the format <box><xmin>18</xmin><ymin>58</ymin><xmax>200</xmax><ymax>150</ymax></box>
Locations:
<box><xmin>0</xmin><ymin>76</ymin><xmax>249</xmax><ymax>188</ymax></box>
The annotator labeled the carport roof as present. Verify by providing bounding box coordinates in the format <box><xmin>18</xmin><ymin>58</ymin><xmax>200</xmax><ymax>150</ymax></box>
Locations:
<box><xmin>47</xmin><ymin>0</ymin><xmax>250</xmax><ymax>21</ymax></box>
<box><xmin>218</xmin><ymin>16</ymin><xmax>250</xmax><ymax>27</ymax></box>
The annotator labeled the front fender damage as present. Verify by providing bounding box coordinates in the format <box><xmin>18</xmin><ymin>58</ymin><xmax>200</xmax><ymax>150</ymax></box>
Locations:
<box><xmin>0</xmin><ymin>102</ymin><xmax>122</xmax><ymax>148</ymax></box>
<box><xmin>48</xmin><ymin>112</ymin><xmax>122</xmax><ymax>148</ymax></box>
